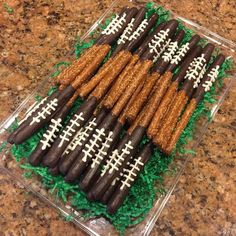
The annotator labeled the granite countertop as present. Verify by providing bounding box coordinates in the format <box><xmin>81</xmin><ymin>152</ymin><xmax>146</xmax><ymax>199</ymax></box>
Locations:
<box><xmin>0</xmin><ymin>0</ymin><xmax>235</xmax><ymax>235</ymax></box>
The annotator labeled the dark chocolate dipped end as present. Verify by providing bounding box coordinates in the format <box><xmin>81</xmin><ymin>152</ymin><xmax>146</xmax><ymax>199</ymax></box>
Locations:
<box><xmin>42</xmin><ymin>96</ymin><xmax>97</xmax><ymax>168</ymax></box>
<box><xmin>193</xmin><ymin>54</ymin><xmax>225</xmax><ymax>104</ymax></box>
<box><xmin>107</xmin><ymin>143</ymin><xmax>152</xmax><ymax>214</ymax></box>
<box><xmin>79</xmin><ymin>121</ymin><xmax>122</xmax><ymax>191</ymax></box>
<box><xmin>152</xmin><ymin>29</ymin><xmax>185</xmax><ymax>74</ymax></box>
<box><xmin>173</xmin><ymin>45</ymin><xmax>202</xmax><ymax>83</ymax></box>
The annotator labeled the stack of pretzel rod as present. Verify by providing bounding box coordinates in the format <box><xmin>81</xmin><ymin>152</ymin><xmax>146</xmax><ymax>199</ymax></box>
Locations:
<box><xmin>62</xmin><ymin>19</ymin><xmax>179</xmax><ymax>182</ymax></box>
<box><xmin>47</xmin><ymin>20</ymin><xmax>176</xmax><ymax>175</ymax></box>
<box><xmin>26</xmin><ymin>7</ymin><xmax>158</xmax><ymax>167</ymax></box>
<box><xmin>8</xmin><ymin>7</ymin><xmax>138</xmax><ymax>145</ymax></box>
<box><xmin>8</xmin><ymin>5</ymin><xmax>228</xmax><ymax>214</ymax></box>
<box><xmin>41</xmin><ymin>11</ymin><xmax>163</xmax><ymax>169</ymax></box>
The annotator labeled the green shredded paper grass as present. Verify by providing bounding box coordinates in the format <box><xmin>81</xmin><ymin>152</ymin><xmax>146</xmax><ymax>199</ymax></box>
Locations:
<box><xmin>5</xmin><ymin>2</ymin><xmax>234</xmax><ymax>234</ymax></box>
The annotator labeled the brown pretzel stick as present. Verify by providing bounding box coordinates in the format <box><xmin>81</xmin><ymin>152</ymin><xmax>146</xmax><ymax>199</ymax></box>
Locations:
<box><xmin>153</xmin><ymin>90</ymin><xmax>188</xmax><ymax>150</ymax></box>
<box><xmin>128</xmin><ymin>71</ymin><xmax>172</xmax><ymax>133</ymax></box>
<box><xmin>79</xmin><ymin>51</ymin><xmax>131</xmax><ymax>99</ymax></box>
<box><xmin>112</xmin><ymin>60</ymin><xmax>153</xmax><ymax>116</ymax></box>
<box><xmin>118</xmin><ymin>75</ymin><xmax>146</xmax><ymax>124</ymax></box>
<box><xmin>121</xmin><ymin>72</ymin><xmax>160</xmax><ymax>124</ymax></box>
<box><xmin>55</xmin><ymin>45</ymin><xmax>98</xmax><ymax>85</ymax></box>
<box><xmin>164</xmin><ymin>99</ymin><xmax>197</xmax><ymax>154</ymax></box>
<box><xmin>102</xmin><ymin>55</ymin><xmax>140</xmax><ymax>109</ymax></box>
<box><xmin>71</xmin><ymin>44</ymin><xmax>111</xmax><ymax>89</ymax></box>
<box><xmin>147</xmin><ymin>80</ymin><xmax>178</xmax><ymax>139</ymax></box>
<box><xmin>90</xmin><ymin>51</ymin><xmax>132</xmax><ymax>100</ymax></box>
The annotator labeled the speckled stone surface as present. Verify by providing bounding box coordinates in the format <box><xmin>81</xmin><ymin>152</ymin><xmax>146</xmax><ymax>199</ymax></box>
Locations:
<box><xmin>0</xmin><ymin>0</ymin><xmax>235</xmax><ymax>235</ymax></box>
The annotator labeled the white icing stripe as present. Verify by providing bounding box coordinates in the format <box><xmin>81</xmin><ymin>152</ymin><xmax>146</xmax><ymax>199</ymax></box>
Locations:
<box><xmin>148</xmin><ymin>29</ymin><xmax>170</xmax><ymax>55</ymax></box>
<box><xmin>40</xmin><ymin>118</ymin><xmax>63</xmax><ymax>150</ymax></box>
<box><xmin>30</xmin><ymin>98</ymin><xmax>58</xmax><ymax>125</ymax></box>
<box><xmin>185</xmin><ymin>53</ymin><xmax>207</xmax><ymax>88</ymax></box>
<box><xmin>170</xmin><ymin>42</ymin><xmax>190</xmax><ymax>65</ymax></box>
<box><xmin>101</xmin><ymin>141</ymin><xmax>133</xmax><ymax>176</ymax></box>
<box><xmin>101</xmin><ymin>13</ymin><xmax>127</xmax><ymax>36</ymax></box>
<box><xmin>194</xmin><ymin>65</ymin><xmax>207</xmax><ymax>88</ymax></box>
<box><xmin>63</xmin><ymin>127</ymin><xmax>84</xmax><ymax>155</ymax></box>
<box><xmin>58</xmin><ymin>112</ymin><xmax>84</xmax><ymax>148</ymax></box>
<box><xmin>120</xmin><ymin>156</ymin><xmax>144</xmax><ymax>190</ymax></box>
<box><xmin>162</xmin><ymin>41</ymin><xmax>179</xmax><ymax>62</ymax></box>
<box><xmin>129</xmin><ymin>19</ymin><xmax>149</xmax><ymax>41</ymax></box>
<box><xmin>153</xmin><ymin>38</ymin><xmax>171</xmax><ymax>63</ymax></box>
<box><xmin>202</xmin><ymin>65</ymin><xmax>220</xmax><ymax>92</ymax></box>
<box><xmin>91</xmin><ymin>131</ymin><xmax>113</xmax><ymax>169</ymax></box>
<box><xmin>81</xmin><ymin>128</ymin><xmax>106</xmax><ymax>163</ymax></box>
<box><xmin>117</xmin><ymin>18</ymin><xmax>135</xmax><ymax>45</ymax></box>
<box><xmin>19</xmin><ymin>97</ymin><xmax>48</xmax><ymax>125</ymax></box>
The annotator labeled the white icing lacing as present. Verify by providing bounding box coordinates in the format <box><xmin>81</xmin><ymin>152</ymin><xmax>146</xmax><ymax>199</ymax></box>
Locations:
<box><xmin>74</xmin><ymin>118</ymin><xmax>97</xmax><ymax>147</ymax></box>
<box><xmin>81</xmin><ymin>128</ymin><xmax>106</xmax><ymax>163</ymax></box>
<box><xmin>193</xmin><ymin>65</ymin><xmax>207</xmax><ymax>88</ymax></box>
<box><xmin>170</xmin><ymin>42</ymin><xmax>190</xmax><ymax>65</ymax></box>
<box><xmin>148</xmin><ymin>29</ymin><xmax>170</xmax><ymax>55</ymax></box>
<box><xmin>101</xmin><ymin>141</ymin><xmax>133</xmax><ymax>176</ymax></box>
<box><xmin>117</xmin><ymin>18</ymin><xmax>135</xmax><ymax>45</ymax></box>
<box><xmin>58</xmin><ymin>112</ymin><xmax>84</xmax><ymax>148</ymax></box>
<box><xmin>120</xmin><ymin>157</ymin><xmax>144</xmax><ymax>190</ymax></box>
<box><xmin>185</xmin><ymin>54</ymin><xmax>206</xmax><ymax>86</ymax></box>
<box><xmin>40</xmin><ymin>118</ymin><xmax>63</xmax><ymax>150</ymax></box>
<box><xmin>129</xmin><ymin>19</ymin><xmax>149</xmax><ymax>41</ymax></box>
<box><xmin>91</xmin><ymin>131</ymin><xmax>113</xmax><ymax>169</ymax></box>
<box><xmin>63</xmin><ymin>127</ymin><xmax>84</xmax><ymax>155</ymax></box>
<box><xmin>101</xmin><ymin>13</ymin><xmax>127</xmax><ymax>35</ymax></box>
<box><xmin>162</xmin><ymin>41</ymin><xmax>179</xmax><ymax>62</ymax></box>
<box><xmin>30</xmin><ymin>98</ymin><xmax>58</xmax><ymax>125</ymax></box>
<box><xmin>202</xmin><ymin>65</ymin><xmax>220</xmax><ymax>92</ymax></box>
<box><xmin>153</xmin><ymin>38</ymin><xmax>171</xmax><ymax>63</ymax></box>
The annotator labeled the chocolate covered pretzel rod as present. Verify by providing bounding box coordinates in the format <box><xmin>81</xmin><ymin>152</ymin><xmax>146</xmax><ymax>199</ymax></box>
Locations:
<box><xmin>163</xmin><ymin>54</ymin><xmax>225</xmax><ymax>154</ymax></box>
<box><xmin>102</xmin><ymin>21</ymin><xmax>166</xmax><ymax>109</ymax></box>
<box><xmin>8</xmin><ymin>8</ymin><xmax>137</xmax><ymax>145</ymax></box>
<box><xmin>42</xmin><ymin>13</ymin><xmax>160</xmax><ymax>168</ymax></box>
<box><xmin>147</xmin><ymin>42</ymin><xmax>202</xmax><ymax>139</ymax></box>
<box><xmin>99</xmin><ymin>46</ymin><xmax>204</xmax><ymax>204</ymax></box>
<box><xmin>78</xmin><ymin>7</ymin><xmax>151</xmax><ymax>98</ymax></box>
<box><xmin>120</xmin><ymin>29</ymin><xmax>186</xmax><ymax>124</ymax></box>
<box><xmin>153</xmin><ymin>43</ymin><xmax>215</xmax><ymax>150</ymax></box>
<box><xmin>107</xmin><ymin>143</ymin><xmax>152</xmax><ymax>214</ymax></box>
<box><xmin>64</xmin><ymin>20</ymin><xmax>178</xmax><ymax>182</ymax></box>
<box><xmin>87</xmin><ymin>126</ymin><xmax>146</xmax><ymax>201</ymax></box>
<box><xmin>54</xmin><ymin>19</ymin><xmax>167</xmax><ymax>174</ymax></box>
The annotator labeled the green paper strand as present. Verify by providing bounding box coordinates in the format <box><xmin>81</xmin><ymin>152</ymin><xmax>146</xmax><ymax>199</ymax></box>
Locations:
<box><xmin>6</xmin><ymin>3</ymin><xmax>234</xmax><ymax>234</ymax></box>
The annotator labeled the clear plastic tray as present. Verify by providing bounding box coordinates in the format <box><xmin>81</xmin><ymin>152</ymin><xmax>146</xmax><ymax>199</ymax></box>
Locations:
<box><xmin>0</xmin><ymin>0</ymin><xmax>235</xmax><ymax>235</ymax></box>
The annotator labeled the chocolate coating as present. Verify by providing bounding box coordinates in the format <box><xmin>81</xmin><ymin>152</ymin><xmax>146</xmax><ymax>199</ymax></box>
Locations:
<box><xmin>141</xmin><ymin>20</ymin><xmax>179</xmax><ymax>61</ymax></box>
<box><xmin>125</xmin><ymin>13</ymin><xmax>159</xmax><ymax>53</ymax></box>
<box><xmin>193</xmin><ymin>54</ymin><xmax>225</xmax><ymax>103</ymax></box>
<box><xmin>89</xmin><ymin>126</ymin><xmax>145</xmax><ymax>201</ymax></box>
<box><xmin>95</xmin><ymin>7</ymin><xmax>128</xmax><ymax>45</ymax></box>
<box><xmin>42</xmin><ymin>96</ymin><xmax>97</xmax><ymax>168</ymax></box>
<box><xmin>29</xmin><ymin>105</ymin><xmax>70</xmax><ymax>166</ymax></box>
<box><xmin>59</xmin><ymin>110</ymin><xmax>107</xmax><ymax>176</ymax></box>
<box><xmin>152</xmin><ymin>29</ymin><xmax>185</xmax><ymax>74</ymax></box>
<box><xmin>113</xmin><ymin>7</ymin><xmax>146</xmax><ymax>56</ymax></box>
<box><xmin>107</xmin><ymin>143</ymin><xmax>152</xmax><ymax>214</ymax></box>
<box><xmin>135</xmin><ymin>22</ymin><xmax>166</xmax><ymax>57</ymax></box>
<box><xmin>173</xmin><ymin>45</ymin><xmax>202</xmax><ymax>83</ymax></box>
<box><xmin>79</xmin><ymin>121</ymin><xmax>122</xmax><ymax>191</ymax></box>
<box><xmin>101</xmin><ymin>8</ymin><xmax>139</xmax><ymax>45</ymax></box>
<box><xmin>166</xmin><ymin>34</ymin><xmax>201</xmax><ymax>72</ymax></box>
<box><xmin>8</xmin><ymin>90</ymin><xmax>60</xmax><ymax>144</ymax></box>
<box><xmin>182</xmin><ymin>43</ymin><xmax>215</xmax><ymax>97</ymax></box>
<box><xmin>65</xmin><ymin>112</ymin><xmax>117</xmax><ymax>183</ymax></box>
